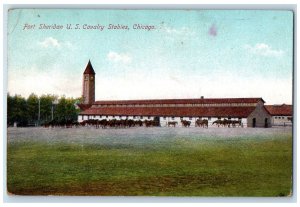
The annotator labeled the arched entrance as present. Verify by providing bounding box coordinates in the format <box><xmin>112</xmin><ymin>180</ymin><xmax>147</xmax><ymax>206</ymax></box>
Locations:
<box><xmin>252</xmin><ymin>118</ymin><xmax>256</xmax><ymax>128</ymax></box>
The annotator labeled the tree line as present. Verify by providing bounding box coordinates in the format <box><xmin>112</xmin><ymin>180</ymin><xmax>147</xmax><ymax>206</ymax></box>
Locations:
<box><xmin>7</xmin><ymin>93</ymin><xmax>81</xmax><ymax>127</ymax></box>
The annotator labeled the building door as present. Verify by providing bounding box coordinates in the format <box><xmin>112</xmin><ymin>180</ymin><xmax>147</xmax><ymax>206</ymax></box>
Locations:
<box><xmin>252</xmin><ymin>118</ymin><xmax>256</xmax><ymax>128</ymax></box>
<box><xmin>154</xmin><ymin>116</ymin><xmax>160</xmax><ymax>126</ymax></box>
<box><xmin>264</xmin><ymin>118</ymin><xmax>268</xmax><ymax>128</ymax></box>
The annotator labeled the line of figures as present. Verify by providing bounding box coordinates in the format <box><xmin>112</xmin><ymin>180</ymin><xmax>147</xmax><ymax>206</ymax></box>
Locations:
<box><xmin>166</xmin><ymin>119</ymin><xmax>243</xmax><ymax>128</ymax></box>
<box><xmin>43</xmin><ymin>118</ymin><xmax>243</xmax><ymax>129</ymax></box>
<box><xmin>166</xmin><ymin>119</ymin><xmax>208</xmax><ymax>128</ymax></box>
<box><xmin>43</xmin><ymin>119</ymin><xmax>160</xmax><ymax>128</ymax></box>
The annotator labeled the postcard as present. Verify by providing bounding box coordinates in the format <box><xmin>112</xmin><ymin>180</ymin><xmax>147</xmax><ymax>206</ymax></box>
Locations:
<box><xmin>6</xmin><ymin>9</ymin><xmax>293</xmax><ymax>197</ymax></box>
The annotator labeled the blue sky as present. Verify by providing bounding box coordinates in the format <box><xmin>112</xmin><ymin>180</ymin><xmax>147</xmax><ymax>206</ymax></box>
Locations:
<box><xmin>7</xmin><ymin>9</ymin><xmax>293</xmax><ymax>104</ymax></box>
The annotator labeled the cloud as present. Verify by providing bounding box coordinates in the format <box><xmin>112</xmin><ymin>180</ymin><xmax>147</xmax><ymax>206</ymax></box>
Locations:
<box><xmin>164</xmin><ymin>26</ymin><xmax>189</xmax><ymax>35</ymax></box>
<box><xmin>107</xmin><ymin>51</ymin><xmax>132</xmax><ymax>64</ymax></box>
<box><xmin>38</xmin><ymin>37</ymin><xmax>61</xmax><ymax>48</ymax></box>
<box><xmin>8</xmin><ymin>65</ymin><xmax>81</xmax><ymax>98</ymax></box>
<box><xmin>244</xmin><ymin>43</ymin><xmax>284</xmax><ymax>57</ymax></box>
<box><xmin>95</xmin><ymin>70</ymin><xmax>292</xmax><ymax>105</ymax></box>
<box><xmin>64</xmin><ymin>41</ymin><xmax>75</xmax><ymax>49</ymax></box>
<box><xmin>38</xmin><ymin>37</ymin><xmax>74</xmax><ymax>50</ymax></box>
<box><xmin>161</xmin><ymin>25</ymin><xmax>195</xmax><ymax>40</ymax></box>
<box><xmin>8</xmin><ymin>64</ymin><xmax>292</xmax><ymax>105</ymax></box>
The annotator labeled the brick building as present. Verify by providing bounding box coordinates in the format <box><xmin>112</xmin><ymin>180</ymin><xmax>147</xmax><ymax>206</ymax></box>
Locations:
<box><xmin>78</xmin><ymin>61</ymin><xmax>272</xmax><ymax>127</ymax></box>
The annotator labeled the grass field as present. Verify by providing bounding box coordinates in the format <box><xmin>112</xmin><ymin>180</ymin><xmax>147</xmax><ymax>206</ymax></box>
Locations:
<box><xmin>7</xmin><ymin>127</ymin><xmax>293</xmax><ymax>196</ymax></box>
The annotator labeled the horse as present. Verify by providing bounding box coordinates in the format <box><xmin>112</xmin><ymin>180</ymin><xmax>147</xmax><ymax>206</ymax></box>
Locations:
<box><xmin>195</xmin><ymin>119</ymin><xmax>208</xmax><ymax>128</ymax></box>
<box><xmin>231</xmin><ymin>120</ymin><xmax>242</xmax><ymax>128</ymax></box>
<box><xmin>212</xmin><ymin>119</ymin><xmax>222</xmax><ymax>127</ymax></box>
<box><xmin>99</xmin><ymin>119</ymin><xmax>108</xmax><ymax>128</ymax></box>
<box><xmin>167</xmin><ymin>121</ymin><xmax>177</xmax><ymax>127</ymax></box>
<box><xmin>144</xmin><ymin>120</ymin><xmax>156</xmax><ymax>127</ymax></box>
<box><xmin>181</xmin><ymin>120</ymin><xmax>191</xmax><ymax>127</ymax></box>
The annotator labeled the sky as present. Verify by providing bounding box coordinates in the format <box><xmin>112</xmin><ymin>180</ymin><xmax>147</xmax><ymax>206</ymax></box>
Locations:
<box><xmin>7</xmin><ymin>9</ymin><xmax>294</xmax><ymax>105</ymax></box>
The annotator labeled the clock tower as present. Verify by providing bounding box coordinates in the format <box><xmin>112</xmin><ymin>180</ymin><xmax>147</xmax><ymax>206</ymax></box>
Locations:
<box><xmin>82</xmin><ymin>60</ymin><xmax>96</xmax><ymax>104</ymax></box>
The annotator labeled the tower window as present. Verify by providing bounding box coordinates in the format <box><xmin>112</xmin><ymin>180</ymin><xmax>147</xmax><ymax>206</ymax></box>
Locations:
<box><xmin>85</xmin><ymin>76</ymin><xmax>88</xmax><ymax>80</ymax></box>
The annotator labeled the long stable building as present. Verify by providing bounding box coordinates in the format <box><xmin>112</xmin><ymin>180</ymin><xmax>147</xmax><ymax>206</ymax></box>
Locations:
<box><xmin>265</xmin><ymin>104</ymin><xmax>293</xmax><ymax>126</ymax></box>
<box><xmin>78</xmin><ymin>61</ymin><xmax>272</xmax><ymax>127</ymax></box>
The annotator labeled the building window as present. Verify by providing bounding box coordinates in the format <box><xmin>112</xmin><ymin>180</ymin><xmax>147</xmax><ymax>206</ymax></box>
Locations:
<box><xmin>133</xmin><ymin>116</ymin><xmax>136</xmax><ymax>119</ymax></box>
<box><xmin>189</xmin><ymin>117</ymin><xmax>192</xmax><ymax>120</ymax></box>
<box><xmin>106</xmin><ymin>116</ymin><xmax>108</xmax><ymax>118</ymax></box>
<box><xmin>163</xmin><ymin>117</ymin><xmax>166</xmax><ymax>120</ymax></box>
<box><xmin>172</xmin><ymin>117</ymin><xmax>175</xmax><ymax>120</ymax></box>
<box><xmin>148</xmin><ymin>116</ymin><xmax>151</xmax><ymax>119</ymax></box>
<box><xmin>180</xmin><ymin>117</ymin><xmax>183</xmax><ymax>120</ymax></box>
<box><xmin>275</xmin><ymin>117</ymin><xmax>277</xmax><ymax>119</ymax></box>
<box><xmin>208</xmin><ymin>117</ymin><xmax>211</xmax><ymax>121</ymax></box>
<box><xmin>100</xmin><ymin>116</ymin><xmax>102</xmax><ymax>118</ymax></box>
<box><xmin>141</xmin><ymin>116</ymin><xmax>143</xmax><ymax>119</ymax></box>
<box><xmin>217</xmin><ymin>117</ymin><xmax>221</xmax><ymax>120</ymax></box>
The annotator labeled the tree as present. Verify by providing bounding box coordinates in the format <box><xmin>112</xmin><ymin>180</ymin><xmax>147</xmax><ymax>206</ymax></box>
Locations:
<box><xmin>7</xmin><ymin>93</ymin><xmax>80</xmax><ymax>127</ymax></box>
<box><xmin>7</xmin><ymin>94</ymin><xmax>28</xmax><ymax>127</ymax></box>
<box><xmin>7</xmin><ymin>93</ymin><xmax>13</xmax><ymax>126</ymax></box>
<box><xmin>54</xmin><ymin>96</ymin><xmax>80</xmax><ymax>122</ymax></box>
<box><xmin>26</xmin><ymin>93</ymin><xmax>39</xmax><ymax>124</ymax></box>
<box><xmin>39</xmin><ymin>94</ymin><xmax>57</xmax><ymax>123</ymax></box>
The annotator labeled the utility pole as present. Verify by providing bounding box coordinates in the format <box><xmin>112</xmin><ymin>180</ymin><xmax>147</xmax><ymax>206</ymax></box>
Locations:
<box><xmin>51</xmin><ymin>103</ymin><xmax>54</xmax><ymax>120</ymax></box>
<box><xmin>52</xmin><ymin>99</ymin><xmax>58</xmax><ymax>121</ymax></box>
<box><xmin>38</xmin><ymin>98</ymin><xmax>40</xmax><ymax>126</ymax></box>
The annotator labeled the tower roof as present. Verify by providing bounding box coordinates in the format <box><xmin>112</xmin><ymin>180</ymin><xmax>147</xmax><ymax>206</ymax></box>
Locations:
<box><xmin>83</xmin><ymin>60</ymin><xmax>96</xmax><ymax>74</ymax></box>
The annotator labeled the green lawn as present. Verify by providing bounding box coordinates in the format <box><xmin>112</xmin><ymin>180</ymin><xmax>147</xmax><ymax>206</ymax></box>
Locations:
<box><xmin>7</xmin><ymin>130</ymin><xmax>292</xmax><ymax>196</ymax></box>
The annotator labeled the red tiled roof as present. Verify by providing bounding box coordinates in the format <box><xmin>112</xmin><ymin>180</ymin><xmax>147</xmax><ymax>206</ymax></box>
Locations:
<box><xmin>265</xmin><ymin>104</ymin><xmax>292</xmax><ymax>116</ymax></box>
<box><xmin>77</xmin><ymin>104</ymin><xmax>92</xmax><ymax>110</ymax></box>
<box><xmin>94</xmin><ymin>98</ymin><xmax>264</xmax><ymax>105</ymax></box>
<box><xmin>80</xmin><ymin>106</ymin><xmax>256</xmax><ymax>118</ymax></box>
<box><xmin>83</xmin><ymin>60</ymin><xmax>95</xmax><ymax>74</ymax></box>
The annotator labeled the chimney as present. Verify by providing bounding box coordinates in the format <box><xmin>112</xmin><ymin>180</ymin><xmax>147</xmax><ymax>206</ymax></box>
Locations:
<box><xmin>201</xmin><ymin>96</ymin><xmax>204</xmax><ymax>99</ymax></box>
